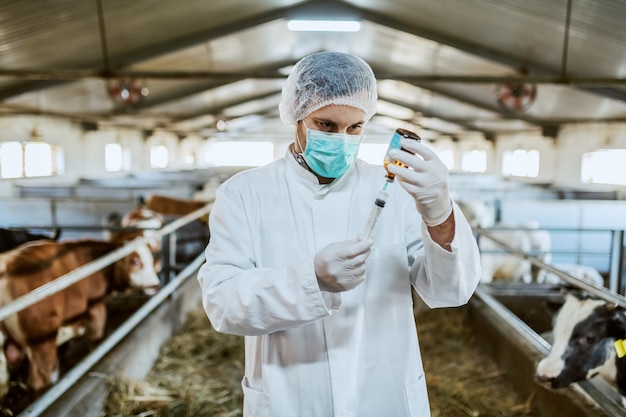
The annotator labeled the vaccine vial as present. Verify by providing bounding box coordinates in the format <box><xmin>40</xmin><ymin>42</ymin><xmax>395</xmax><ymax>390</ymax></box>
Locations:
<box><xmin>383</xmin><ymin>128</ymin><xmax>421</xmax><ymax>182</ymax></box>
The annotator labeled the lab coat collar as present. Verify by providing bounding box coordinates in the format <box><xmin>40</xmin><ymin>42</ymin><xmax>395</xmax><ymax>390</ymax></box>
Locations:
<box><xmin>285</xmin><ymin>145</ymin><xmax>358</xmax><ymax>196</ymax></box>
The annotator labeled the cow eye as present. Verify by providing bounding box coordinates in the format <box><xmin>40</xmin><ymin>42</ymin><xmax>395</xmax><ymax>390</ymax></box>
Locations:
<box><xmin>577</xmin><ymin>335</ymin><xmax>595</xmax><ymax>345</ymax></box>
<box><xmin>131</xmin><ymin>257</ymin><xmax>142</xmax><ymax>267</ymax></box>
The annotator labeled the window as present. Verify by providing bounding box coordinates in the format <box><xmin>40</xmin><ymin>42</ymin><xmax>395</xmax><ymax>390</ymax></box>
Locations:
<box><xmin>581</xmin><ymin>149</ymin><xmax>626</xmax><ymax>185</ymax></box>
<box><xmin>358</xmin><ymin>143</ymin><xmax>388</xmax><ymax>165</ymax></box>
<box><xmin>461</xmin><ymin>149</ymin><xmax>487</xmax><ymax>173</ymax></box>
<box><xmin>150</xmin><ymin>145</ymin><xmax>169</xmax><ymax>169</ymax></box>
<box><xmin>24</xmin><ymin>143</ymin><xmax>52</xmax><ymax>177</ymax></box>
<box><xmin>106</xmin><ymin>143</ymin><xmax>132</xmax><ymax>172</ymax></box>
<box><xmin>105</xmin><ymin>143</ymin><xmax>123</xmax><ymax>172</ymax></box>
<box><xmin>438</xmin><ymin>148</ymin><xmax>455</xmax><ymax>170</ymax></box>
<box><xmin>204</xmin><ymin>141</ymin><xmax>274</xmax><ymax>166</ymax></box>
<box><xmin>0</xmin><ymin>141</ymin><xmax>23</xmax><ymax>178</ymax></box>
<box><xmin>0</xmin><ymin>141</ymin><xmax>64</xmax><ymax>178</ymax></box>
<box><xmin>183</xmin><ymin>152</ymin><xmax>196</xmax><ymax>166</ymax></box>
<box><xmin>502</xmin><ymin>149</ymin><xmax>539</xmax><ymax>177</ymax></box>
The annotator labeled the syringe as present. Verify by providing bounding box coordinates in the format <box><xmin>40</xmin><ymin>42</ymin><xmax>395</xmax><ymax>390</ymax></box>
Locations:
<box><xmin>361</xmin><ymin>128</ymin><xmax>420</xmax><ymax>239</ymax></box>
<box><xmin>361</xmin><ymin>188</ymin><xmax>389</xmax><ymax>239</ymax></box>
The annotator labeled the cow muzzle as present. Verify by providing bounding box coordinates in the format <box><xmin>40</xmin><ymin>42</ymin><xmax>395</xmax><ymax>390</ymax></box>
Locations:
<box><xmin>535</xmin><ymin>373</ymin><xmax>571</xmax><ymax>390</ymax></box>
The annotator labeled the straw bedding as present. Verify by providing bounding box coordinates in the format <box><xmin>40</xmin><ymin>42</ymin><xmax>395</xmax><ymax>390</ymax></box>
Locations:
<box><xmin>101</xmin><ymin>302</ymin><xmax>538</xmax><ymax>417</ymax></box>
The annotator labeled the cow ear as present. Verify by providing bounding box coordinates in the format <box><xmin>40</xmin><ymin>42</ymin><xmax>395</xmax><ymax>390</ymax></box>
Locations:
<box><xmin>608</xmin><ymin>309</ymin><xmax>626</xmax><ymax>336</ymax></box>
<box><xmin>545</xmin><ymin>295</ymin><xmax>565</xmax><ymax>314</ymax></box>
<box><xmin>104</xmin><ymin>212</ymin><xmax>123</xmax><ymax>229</ymax></box>
<box><xmin>559</xmin><ymin>286</ymin><xmax>586</xmax><ymax>298</ymax></box>
<box><xmin>611</xmin><ymin>308</ymin><xmax>626</xmax><ymax>319</ymax></box>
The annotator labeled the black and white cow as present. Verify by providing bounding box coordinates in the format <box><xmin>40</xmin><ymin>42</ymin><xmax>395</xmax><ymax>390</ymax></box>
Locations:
<box><xmin>0</xmin><ymin>228</ymin><xmax>61</xmax><ymax>253</ymax></box>
<box><xmin>535</xmin><ymin>291</ymin><xmax>626</xmax><ymax>406</ymax></box>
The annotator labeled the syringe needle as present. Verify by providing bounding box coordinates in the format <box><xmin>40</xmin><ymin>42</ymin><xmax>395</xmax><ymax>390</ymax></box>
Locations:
<box><xmin>361</xmin><ymin>189</ymin><xmax>389</xmax><ymax>239</ymax></box>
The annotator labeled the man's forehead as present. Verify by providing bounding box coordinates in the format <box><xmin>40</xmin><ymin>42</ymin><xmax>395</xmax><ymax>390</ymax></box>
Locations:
<box><xmin>309</xmin><ymin>105</ymin><xmax>366</xmax><ymax>123</ymax></box>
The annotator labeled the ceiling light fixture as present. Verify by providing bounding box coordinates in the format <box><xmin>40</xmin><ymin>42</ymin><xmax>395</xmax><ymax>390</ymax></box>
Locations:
<box><xmin>287</xmin><ymin>20</ymin><xmax>361</xmax><ymax>32</ymax></box>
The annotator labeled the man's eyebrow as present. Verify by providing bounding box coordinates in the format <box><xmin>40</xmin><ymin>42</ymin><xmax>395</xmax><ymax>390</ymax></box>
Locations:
<box><xmin>312</xmin><ymin>117</ymin><xmax>365</xmax><ymax>126</ymax></box>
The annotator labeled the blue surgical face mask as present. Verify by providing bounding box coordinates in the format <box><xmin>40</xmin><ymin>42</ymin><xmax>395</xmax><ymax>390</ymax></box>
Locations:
<box><xmin>297</xmin><ymin>124</ymin><xmax>364</xmax><ymax>179</ymax></box>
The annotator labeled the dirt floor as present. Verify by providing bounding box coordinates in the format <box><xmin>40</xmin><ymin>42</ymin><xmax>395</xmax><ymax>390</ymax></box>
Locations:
<box><xmin>101</xmin><ymin>302</ymin><xmax>539</xmax><ymax>417</ymax></box>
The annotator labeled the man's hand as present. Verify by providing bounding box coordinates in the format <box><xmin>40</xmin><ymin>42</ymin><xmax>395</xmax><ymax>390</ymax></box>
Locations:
<box><xmin>314</xmin><ymin>237</ymin><xmax>373</xmax><ymax>292</ymax></box>
<box><xmin>386</xmin><ymin>139</ymin><xmax>452</xmax><ymax>226</ymax></box>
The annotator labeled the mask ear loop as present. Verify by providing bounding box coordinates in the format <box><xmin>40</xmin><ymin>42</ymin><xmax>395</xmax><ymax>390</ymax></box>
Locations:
<box><xmin>293</xmin><ymin>120</ymin><xmax>308</xmax><ymax>165</ymax></box>
<box><xmin>296</xmin><ymin>120</ymin><xmax>308</xmax><ymax>153</ymax></box>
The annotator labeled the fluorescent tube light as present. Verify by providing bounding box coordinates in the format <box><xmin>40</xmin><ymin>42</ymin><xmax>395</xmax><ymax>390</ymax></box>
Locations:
<box><xmin>287</xmin><ymin>20</ymin><xmax>361</xmax><ymax>32</ymax></box>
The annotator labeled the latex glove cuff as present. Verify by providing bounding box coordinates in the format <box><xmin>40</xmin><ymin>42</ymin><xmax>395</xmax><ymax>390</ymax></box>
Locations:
<box><xmin>421</xmin><ymin>198</ymin><xmax>453</xmax><ymax>227</ymax></box>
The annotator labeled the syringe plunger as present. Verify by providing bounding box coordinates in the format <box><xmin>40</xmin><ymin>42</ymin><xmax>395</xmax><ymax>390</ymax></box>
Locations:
<box><xmin>361</xmin><ymin>191</ymin><xmax>388</xmax><ymax>239</ymax></box>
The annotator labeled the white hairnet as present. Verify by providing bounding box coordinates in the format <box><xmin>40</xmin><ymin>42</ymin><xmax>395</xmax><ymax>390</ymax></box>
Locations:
<box><xmin>279</xmin><ymin>52</ymin><xmax>378</xmax><ymax>125</ymax></box>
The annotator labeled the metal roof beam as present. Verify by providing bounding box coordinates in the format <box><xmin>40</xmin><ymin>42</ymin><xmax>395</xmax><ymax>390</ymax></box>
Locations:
<box><xmin>341</xmin><ymin>0</ymin><xmax>626</xmax><ymax>102</ymax></box>
<box><xmin>377</xmin><ymin>95</ymin><xmax>495</xmax><ymax>135</ymax></box>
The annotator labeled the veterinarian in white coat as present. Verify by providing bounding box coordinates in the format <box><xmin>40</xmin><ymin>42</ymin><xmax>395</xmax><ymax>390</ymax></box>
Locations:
<box><xmin>197</xmin><ymin>51</ymin><xmax>481</xmax><ymax>417</ymax></box>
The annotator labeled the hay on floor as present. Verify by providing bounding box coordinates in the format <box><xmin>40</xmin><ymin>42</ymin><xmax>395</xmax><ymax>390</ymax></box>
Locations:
<box><xmin>103</xmin><ymin>304</ymin><xmax>537</xmax><ymax>417</ymax></box>
<box><xmin>416</xmin><ymin>304</ymin><xmax>536</xmax><ymax>417</ymax></box>
<box><xmin>103</xmin><ymin>308</ymin><xmax>243</xmax><ymax>417</ymax></box>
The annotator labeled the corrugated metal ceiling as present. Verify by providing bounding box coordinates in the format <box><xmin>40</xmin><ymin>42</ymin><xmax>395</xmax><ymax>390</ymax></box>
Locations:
<box><xmin>0</xmin><ymin>0</ymin><xmax>625</xmax><ymax>140</ymax></box>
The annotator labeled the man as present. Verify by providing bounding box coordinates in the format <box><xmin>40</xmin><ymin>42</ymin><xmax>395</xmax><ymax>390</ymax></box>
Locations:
<box><xmin>197</xmin><ymin>51</ymin><xmax>481</xmax><ymax>417</ymax></box>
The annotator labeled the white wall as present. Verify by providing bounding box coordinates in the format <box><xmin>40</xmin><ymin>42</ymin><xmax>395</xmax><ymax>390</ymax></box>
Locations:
<box><xmin>428</xmin><ymin>122</ymin><xmax>626</xmax><ymax>198</ymax></box>
<box><xmin>2</xmin><ymin>115</ymin><xmax>625</xmax><ymax>199</ymax></box>
<box><xmin>552</xmin><ymin>123</ymin><xmax>626</xmax><ymax>192</ymax></box>
<box><xmin>0</xmin><ymin>116</ymin><xmax>83</xmax><ymax>197</ymax></box>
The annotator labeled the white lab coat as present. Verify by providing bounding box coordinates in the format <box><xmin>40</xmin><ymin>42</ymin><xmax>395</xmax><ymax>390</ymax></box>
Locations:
<box><xmin>197</xmin><ymin>151</ymin><xmax>481</xmax><ymax>417</ymax></box>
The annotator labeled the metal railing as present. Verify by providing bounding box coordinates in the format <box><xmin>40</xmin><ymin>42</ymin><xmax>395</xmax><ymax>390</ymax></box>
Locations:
<box><xmin>475</xmin><ymin>227</ymin><xmax>626</xmax><ymax>304</ymax></box>
<box><xmin>0</xmin><ymin>203</ymin><xmax>213</xmax><ymax>322</ymax></box>
<box><xmin>18</xmin><ymin>246</ymin><xmax>207</xmax><ymax>417</ymax></box>
<box><xmin>474</xmin><ymin>227</ymin><xmax>626</xmax><ymax>415</ymax></box>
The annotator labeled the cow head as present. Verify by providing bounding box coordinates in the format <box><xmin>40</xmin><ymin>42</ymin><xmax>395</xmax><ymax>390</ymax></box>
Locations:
<box><xmin>535</xmin><ymin>292</ymin><xmax>626</xmax><ymax>394</ymax></box>
<box><xmin>105</xmin><ymin>205</ymin><xmax>165</xmax><ymax>273</ymax></box>
<box><xmin>111</xmin><ymin>242</ymin><xmax>161</xmax><ymax>295</ymax></box>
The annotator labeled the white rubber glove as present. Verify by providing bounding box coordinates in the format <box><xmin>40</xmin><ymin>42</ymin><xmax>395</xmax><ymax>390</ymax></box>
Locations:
<box><xmin>386</xmin><ymin>139</ymin><xmax>453</xmax><ymax>226</ymax></box>
<box><xmin>314</xmin><ymin>237</ymin><xmax>373</xmax><ymax>292</ymax></box>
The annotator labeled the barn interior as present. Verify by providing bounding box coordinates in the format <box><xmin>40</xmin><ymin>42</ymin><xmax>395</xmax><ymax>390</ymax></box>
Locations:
<box><xmin>1</xmin><ymin>0</ymin><xmax>624</xmax><ymax>281</ymax></box>
<box><xmin>1</xmin><ymin>1</ymin><xmax>626</xmax><ymax>416</ymax></box>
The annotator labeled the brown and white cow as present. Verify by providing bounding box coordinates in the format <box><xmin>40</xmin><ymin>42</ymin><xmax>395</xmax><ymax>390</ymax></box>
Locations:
<box><xmin>0</xmin><ymin>236</ymin><xmax>160</xmax><ymax>402</ymax></box>
<box><xmin>105</xmin><ymin>195</ymin><xmax>211</xmax><ymax>271</ymax></box>
<box><xmin>104</xmin><ymin>204</ymin><xmax>164</xmax><ymax>248</ymax></box>
<box><xmin>144</xmin><ymin>195</ymin><xmax>211</xmax><ymax>265</ymax></box>
<box><xmin>145</xmin><ymin>194</ymin><xmax>209</xmax><ymax>224</ymax></box>
<box><xmin>535</xmin><ymin>292</ymin><xmax>626</xmax><ymax>407</ymax></box>
<box><xmin>105</xmin><ymin>204</ymin><xmax>165</xmax><ymax>272</ymax></box>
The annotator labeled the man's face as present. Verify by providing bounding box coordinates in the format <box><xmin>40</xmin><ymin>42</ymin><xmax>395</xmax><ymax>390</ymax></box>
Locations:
<box><xmin>296</xmin><ymin>105</ymin><xmax>366</xmax><ymax>152</ymax></box>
